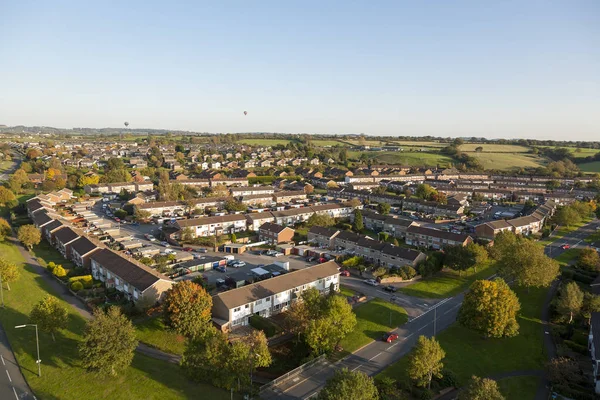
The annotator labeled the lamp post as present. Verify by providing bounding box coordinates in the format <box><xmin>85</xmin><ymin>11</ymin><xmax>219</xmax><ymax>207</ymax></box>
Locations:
<box><xmin>0</xmin><ymin>271</ymin><xmax>4</xmax><ymax>308</ymax></box>
<box><xmin>15</xmin><ymin>324</ymin><xmax>41</xmax><ymax>377</ymax></box>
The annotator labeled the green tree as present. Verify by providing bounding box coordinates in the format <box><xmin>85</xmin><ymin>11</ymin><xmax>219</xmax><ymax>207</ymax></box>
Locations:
<box><xmin>408</xmin><ymin>336</ymin><xmax>445</xmax><ymax>389</ymax></box>
<box><xmin>582</xmin><ymin>292</ymin><xmax>600</xmax><ymax>324</ymax></box>
<box><xmin>578</xmin><ymin>248</ymin><xmax>600</xmax><ymax>272</ymax></box>
<box><xmin>318</xmin><ymin>368</ymin><xmax>379</xmax><ymax>400</ymax></box>
<box><xmin>224</xmin><ymin>198</ymin><xmax>247</xmax><ymax>212</ymax></box>
<box><xmin>464</xmin><ymin>242</ymin><xmax>489</xmax><ymax>272</ymax></box>
<box><xmin>353</xmin><ymin>209</ymin><xmax>364</xmax><ymax>232</ymax></box>
<box><xmin>392</xmin><ymin>238</ymin><xmax>400</xmax><ymax>246</ymax></box>
<box><xmin>488</xmin><ymin>230</ymin><xmax>518</xmax><ymax>260</ymax></box>
<box><xmin>79</xmin><ymin>307</ymin><xmax>138</xmax><ymax>376</ymax></box>
<box><xmin>17</xmin><ymin>224</ymin><xmax>41</xmax><ymax>250</ymax></box>
<box><xmin>497</xmin><ymin>239</ymin><xmax>559</xmax><ymax>289</ymax></box>
<box><xmin>52</xmin><ymin>265</ymin><xmax>67</xmax><ymax>277</ymax></box>
<box><xmin>556</xmin><ymin>281</ymin><xmax>584</xmax><ymax>324</ymax></box>
<box><xmin>458</xmin><ymin>279</ymin><xmax>520</xmax><ymax>338</ymax></box>
<box><xmin>415</xmin><ymin>184</ymin><xmax>437</xmax><ymax>200</ymax></box>
<box><xmin>306</xmin><ymin>295</ymin><xmax>356</xmax><ymax>355</ymax></box>
<box><xmin>0</xmin><ymin>217</ymin><xmax>12</xmax><ymax>241</ymax></box>
<box><xmin>378</xmin><ymin>232</ymin><xmax>389</xmax><ymax>242</ymax></box>
<box><xmin>162</xmin><ymin>280</ymin><xmax>213</xmax><ymax>338</ymax></box>
<box><xmin>306</xmin><ymin>213</ymin><xmax>336</xmax><ymax>227</ymax></box>
<box><xmin>554</xmin><ymin>206</ymin><xmax>581</xmax><ymax>228</ymax></box>
<box><xmin>377</xmin><ymin>202</ymin><xmax>391</xmax><ymax>215</ymax></box>
<box><xmin>444</xmin><ymin>245</ymin><xmax>470</xmax><ymax>276</ymax></box>
<box><xmin>133</xmin><ymin>206</ymin><xmax>152</xmax><ymax>222</ymax></box>
<box><xmin>0</xmin><ymin>257</ymin><xmax>19</xmax><ymax>290</ymax></box>
<box><xmin>30</xmin><ymin>295</ymin><xmax>68</xmax><ymax>341</ymax></box>
<box><xmin>458</xmin><ymin>376</ymin><xmax>504</xmax><ymax>400</ymax></box>
<box><xmin>0</xmin><ymin>187</ymin><xmax>16</xmax><ymax>206</ymax></box>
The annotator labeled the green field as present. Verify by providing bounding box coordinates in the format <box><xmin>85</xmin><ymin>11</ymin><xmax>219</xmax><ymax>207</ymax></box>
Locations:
<box><xmin>311</xmin><ymin>139</ymin><xmax>347</xmax><ymax>147</ymax></box>
<box><xmin>0</xmin><ymin>159</ymin><xmax>13</xmax><ymax>173</ymax></box>
<box><xmin>398</xmin><ymin>264</ymin><xmax>496</xmax><ymax>299</ymax></box>
<box><xmin>554</xmin><ymin>248</ymin><xmax>581</xmax><ymax>267</ymax></box>
<box><xmin>347</xmin><ymin>150</ymin><xmax>454</xmax><ymax>168</ymax></box>
<box><xmin>378</xmin><ymin>287</ymin><xmax>547</xmax><ymax>387</ymax></box>
<box><xmin>459</xmin><ymin>143</ymin><xmax>530</xmax><ymax>153</ymax></box>
<box><xmin>0</xmin><ymin>241</ymin><xmax>231</xmax><ymax>400</ymax></box>
<box><xmin>392</xmin><ymin>141</ymin><xmax>446</xmax><ymax>148</ymax></box>
<box><xmin>579</xmin><ymin>161</ymin><xmax>600</xmax><ymax>173</ymax></box>
<box><xmin>469</xmin><ymin>152</ymin><xmax>546</xmax><ymax>170</ymax></box>
<box><xmin>237</xmin><ymin>138</ymin><xmax>292</xmax><ymax>146</ymax></box>
<box><xmin>337</xmin><ymin>298</ymin><xmax>408</xmax><ymax>356</ymax></box>
<box><xmin>497</xmin><ymin>376</ymin><xmax>540</xmax><ymax>400</ymax></box>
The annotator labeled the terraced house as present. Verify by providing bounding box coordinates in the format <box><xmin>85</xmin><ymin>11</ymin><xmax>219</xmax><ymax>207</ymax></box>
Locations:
<box><xmin>405</xmin><ymin>226</ymin><xmax>472</xmax><ymax>249</ymax></box>
<box><xmin>172</xmin><ymin>214</ymin><xmax>248</xmax><ymax>239</ymax></box>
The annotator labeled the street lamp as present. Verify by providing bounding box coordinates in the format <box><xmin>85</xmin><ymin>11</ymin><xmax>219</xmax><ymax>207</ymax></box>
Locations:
<box><xmin>15</xmin><ymin>324</ymin><xmax>41</xmax><ymax>377</ymax></box>
<box><xmin>0</xmin><ymin>271</ymin><xmax>4</xmax><ymax>308</ymax></box>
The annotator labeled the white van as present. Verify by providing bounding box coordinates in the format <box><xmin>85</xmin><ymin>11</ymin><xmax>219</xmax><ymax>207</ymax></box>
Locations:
<box><xmin>223</xmin><ymin>255</ymin><xmax>235</xmax><ymax>261</ymax></box>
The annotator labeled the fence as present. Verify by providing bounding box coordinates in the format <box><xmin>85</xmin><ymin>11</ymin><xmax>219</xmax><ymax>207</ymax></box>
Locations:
<box><xmin>258</xmin><ymin>354</ymin><xmax>327</xmax><ymax>394</ymax></box>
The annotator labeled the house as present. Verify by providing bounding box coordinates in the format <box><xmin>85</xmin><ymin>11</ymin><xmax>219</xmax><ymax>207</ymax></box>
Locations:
<box><xmin>307</xmin><ymin>226</ymin><xmax>340</xmax><ymax>249</ymax></box>
<box><xmin>271</xmin><ymin>208</ymin><xmax>314</xmax><ymax>226</ymax></box>
<box><xmin>211</xmin><ymin>261</ymin><xmax>340</xmax><ymax>330</ymax></box>
<box><xmin>507</xmin><ymin>215</ymin><xmax>543</xmax><ymax>235</ymax></box>
<box><xmin>43</xmin><ymin>220</ymin><xmax>64</xmax><ymax>244</ymax></box>
<box><xmin>475</xmin><ymin>220</ymin><xmax>514</xmax><ymax>240</ymax></box>
<box><xmin>90</xmin><ymin>249</ymin><xmax>174</xmax><ymax>304</ymax></box>
<box><xmin>405</xmin><ymin>226</ymin><xmax>472</xmax><ymax>249</ymax></box>
<box><xmin>382</xmin><ymin>217</ymin><xmax>415</xmax><ymax>239</ymax></box>
<box><xmin>231</xmin><ymin>186</ymin><xmax>275</xmax><ymax>197</ymax></box>
<box><xmin>258</xmin><ymin>222</ymin><xmax>295</xmax><ymax>245</ymax></box>
<box><xmin>173</xmin><ymin>214</ymin><xmax>248</xmax><ymax>239</ymax></box>
<box><xmin>378</xmin><ymin>244</ymin><xmax>426</xmax><ymax>268</ymax></box>
<box><xmin>54</xmin><ymin>227</ymin><xmax>81</xmax><ymax>258</ymax></box>
<box><xmin>245</xmin><ymin>212</ymin><xmax>276</xmax><ymax>231</ymax></box>
<box><xmin>32</xmin><ymin>211</ymin><xmax>54</xmax><ymax>229</ymax></box>
<box><xmin>273</xmin><ymin>191</ymin><xmax>307</xmax><ymax>203</ymax></box>
<box><xmin>70</xmin><ymin>236</ymin><xmax>102</xmax><ymax>268</ymax></box>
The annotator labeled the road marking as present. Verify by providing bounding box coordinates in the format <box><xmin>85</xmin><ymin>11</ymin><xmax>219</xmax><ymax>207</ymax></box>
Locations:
<box><xmin>443</xmin><ymin>304</ymin><xmax>461</xmax><ymax>315</ymax></box>
<box><xmin>417</xmin><ymin>325</ymin><xmax>427</xmax><ymax>332</ymax></box>
<box><xmin>402</xmin><ymin>333</ymin><xmax>413</xmax><ymax>341</ymax></box>
<box><xmin>369</xmin><ymin>352</ymin><xmax>382</xmax><ymax>361</ymax></box>
<box><xmin>351</xmin><ymin>365</ymin><xmax>361</xmax><ymax>372</ymax></box>
<box><xmin>13</xmin><ymin>387</ymin><xmax>19</xmax><ymax>400</ymax></box>
<box><xmin>1</xmin><ymin>354</ymin><xmax>4</xmax><ymax>366</ymax></box>
<box><xmin>6</xmin><ymin>369</ymin><xmax>12</xmax><ymax>382</ymax></box>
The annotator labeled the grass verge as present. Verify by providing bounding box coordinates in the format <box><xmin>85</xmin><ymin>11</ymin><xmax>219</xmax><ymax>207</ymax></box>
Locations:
<box><xmin>538</xmin><ymin>218</ymin><xmax>593</xmax><ymax>246</ymax></box>
<box><xmin>497</xmin><ymin>376</ymin><xmax>540</xmax><ymax>400</ymax></box>
<box><xmin>339</xmin><ymin>285</ymin><xmax>357</xmax><ymax>297</ymax></box>
<box><xmin>0</xmin><ymin>241</ymin><xmax>231</xmax><ymax>400</ymax></box>
<box><xmin>134</xmin><ymin>316</ymin><xmax>187</xmax><ymax>356</ymax></box>
<box><xmin>398</xmin><ymin>264</ymin><xmax>496</xmax><ymax>299</ymax></box>
<box><xmin>554</xmin><ymin>248</ymin><xmax>581</xmax><ymax>267</ymax></box>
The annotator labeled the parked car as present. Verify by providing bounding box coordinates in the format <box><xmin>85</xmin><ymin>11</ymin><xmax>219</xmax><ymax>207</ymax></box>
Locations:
<box><xmin>274</xmin><ymin>252</ymin><xmax>284</xmax><ymax>257</ymax></box>
<box><xmin>340</xmin><ymin>270</ymin><xmax>350</xmax><ymax>277</ymax></box>
<box><xmin>160</xmin><ymin>241</ymin><xmax>170</xmax><ymax>247</ymax></box>
<box><xmin>182</xmin><ymin>247</ymin><xmax>193</xmax><ymax>252</ymax></box>
<box><xmin>232</xmin><ymin>261</ymin><xmax>246</xmax><ymax>268</ymax></box>
<box><xmin>363</xmin><ymin>279</ymin><xmax>379</xmax><ymax>287</ymax></box>
<box><xmin>561</xmin><ymin>244</ymin><xmax>570</xmax><ymax>250</ymax></box>
<box><xmin>383</xmin><ymin>285</ymin><xmax>397</xmax><ymax>293</ymax></box>
<box><xmin>318</xmin><ymin>257</ymin><xmax>327</xmax><ymax>263</ymax></box>
<box><xmin>131</xmin><ymin>222</ymin><xmax>139</xmax><ymax>226</ymax></box>
<box><xmin>215</xmin><ymin>266</ymin><xmax>226</xmax><ymax>273</ymax></box>
<box><xmin>382</xmin><ymin>332</ymin><xmax>399</xmax><ymax>343</ymax></box>
<box><xmin>165</xmin><ymin>249</ymin><xmax>176</xmax><ymax>255</ymax></box>
<box><xmin>197</xmin><ymin>248</ymin><xmax>207</xmax><ymax>253</ymax></box>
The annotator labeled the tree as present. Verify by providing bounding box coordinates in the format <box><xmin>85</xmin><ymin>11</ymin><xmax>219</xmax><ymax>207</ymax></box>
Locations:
<box><xmin>474</xmin><ymin>146</ymin><xmax>483</xmax><ymax>152</ymax></box>
<box><xmin>77</xmin><ymin>174</ymin><xmax>100</xmax><ymax>187</ymax></box>
<box><xmin>582</xmin><ymin>292</ymin><xmax>600</xmax><ymax>324</ymax></box>
<box><xmin>17</xmin><ymin>224</ymin><xmax>41</xmax><ymax>250</ymax></box>
<box><xmin>458</xmin><ymin>279</ymin><xmax>520</xmax><ymax>338</ymax></box>
<box><xmin>224</xmin><ymin>198</ymin><xmax>247</xmax><ymax>212</ymax></box>
<box><xmin>496</xmin><ymin>239</ymin><xmax>559</xmax><ymax>289</ymax></box>
<box><xmin>353</xmin><ymin>209</ymin><xmax>364</xmax><ymax>232</ymax></box>
<box><xmin>30</xmin><ymin>295</ymin><xmax>68</xmax><ymax>341</ymax></box>
<box><xmin>377</xmin><ymin>202</ymin><xmax>391</xmax><ymax>215</ymax></box>
<box><xmin>464</xmin><ymin>242</ymin><xmax>488</xmax><ymax>272</ymax></box>
<box><xmin>52</xmin><ymin>265</ymin><xmax>67</xmax><ymax>277</ymax></box>
<box><xmin>0</xmin><ymin>217</ymin><xmax>11</xmax><ymax>241</ymax></box>
<box><xmin>79</xmin><ymin>306</ymin><xmax>138</xmax><ymax>376</ymax></box>
<box><xmin>554</xmin><ymin>206</ymin><xmax>581</xmax><ymax>227</ymax></box>
<box><xmin>304</xmin><ymin>183</ymin><xmax>314</xmax><ymax>194</ymax></box>
<box><xmin>378</xmin><ymin>232</ymin><xmax>389</xmax><ymax>242</ymax></box>
<box><xmin>317</xmin><ymin>368</ymin><xmax>379</xmax><ymax>400</ymax></box>
<box><xmin>578</xmin><ymin>248</ymin><xmax>600</xmax><ymax>272</ymax></box>
<box><xmin>415</xmin><ymin>184</ymin><xmax>437</xmax><ymax>200</ymax></box>
<box><xmin>458</xmin><ymin>376</ymin><xmax>504</xmax><ymax>400</ymax></box>
<box><xmin>547</xmin><ymin>357</ymin><xmax>580</xmax><ymax>387</ymax></box>
<box><xmin>133</xmin><ymin>206</ymin><xmax>152</xmax><ymax>222</ymax></box>
<box><xmin>0</xmin><ymin>187</ymin><xmax>16</xmax><ymax>206</ymax></box>
<box><xmin>556</xmin><ymin>281</ymin><xmax>584</xmax><ymax>324</ymax></box>
<box><xmin>444</xmin><ymin>245</ymin><xmax>470</xmax><ymax>276</ymax></box>
<box><xmin>162</xmin><ymin>280</ymin><xmax>213</xmax><ymax>338</ymax></box>
<box><xmin>306</xmin><ymin>213</ymin><xmax>335</xmax><ymax>228</ymax></box>
<box><xmin>408</xmin><ymin>336</ymin><xmax>445</xmax><ymax>389</ymax></box>
<box><xmin>488</xmin><ymin>231</ymin><xmax>518</xmax><ymax>260</ymax></box>
<box><xmin>0</xmin><ymin>257</ymin><xmax>19</xmax><ymax>290</ymax></box>
<box><xmin>9</xmin><ymin>169</ymin><xmax>29</xmax><ymax>193</ymax></box>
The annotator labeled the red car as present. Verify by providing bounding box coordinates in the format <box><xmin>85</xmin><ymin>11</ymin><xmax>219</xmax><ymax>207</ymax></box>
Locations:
<box><xmin>182</xmin><ymin>247</ymin><xmax>193</xmax><ymax>252</ymax></box>
<box><xmin>340</xmin><ymin>270</ymin><xmax>350</xmax><ymax>277</ymax></box>
<box><xmin>382</xmin><ymin>332</ymin><xmax>399</xmax><ymax>343</ymax></box>
<box><xmin>561</xmin><ymin>244</ymin><xmax>570</xmax><ymax>250</ymax></box>
<box><xmin>318</xmin><ymin>257</ymin><xmax>327</xmax><ymax>263</ymax></box>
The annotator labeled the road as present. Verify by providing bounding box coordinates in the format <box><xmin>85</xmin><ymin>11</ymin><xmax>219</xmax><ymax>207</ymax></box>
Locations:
<box><xmin>0</xmin><ymin>324</ymin><xmax>35</xmax><ymax>400</ymax></box>
<box><xmin>0</xmin><ymin>152</ymin><xmax>22</xmax><ymax>182</ymax></box>
<box><xmin>263</xmin><ymin>217</ymin><xmax>599</xmax><ymax>399</ymax></box>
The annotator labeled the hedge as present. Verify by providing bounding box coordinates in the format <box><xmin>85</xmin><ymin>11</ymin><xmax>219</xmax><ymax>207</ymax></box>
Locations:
<box><xmin>71</xmin><ymin>281</ymin><xmax>84</xmax><ymax>292</ymax></box>
<box><xmin>248</xmin><ymin>314</ymin><xmax>281</xmax><ymax>338</ymax></box>
<box><xmin>68</xmin><ymin>275</ymin><xmax>94</xmax><ymax>289</ymax></box>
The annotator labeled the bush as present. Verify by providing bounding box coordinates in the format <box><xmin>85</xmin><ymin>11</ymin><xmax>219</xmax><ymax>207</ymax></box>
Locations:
<box><xmin>52</xmin><ymin>265</ymin><xmax>67</xmax><ymax>277</ymax></box>
<box><xmin>67</xmin><ymin>267</ymin><xmax>88</xmax><ymax>277</ymax></box>
<box><xmin>572</xmin><ymin>273</ymin><xmax>594</xmax><ymax>285</ymax></box>
<box><xmin>46</xmin><ymin>261</ymin><xmax>57</xmax><ymax>273</ymax></box>
<box><xmin>438</xmin><ymin>369</ymin><xmax>458</xmax><ymax>388</ymax></box>
<box><xmin>564</xmin><ymin>340</ymin><xmax>587</xmax><ymax>355</ymax></box>
<box><xmin>71</xmin><ymin>281</ymin><xmax>84</xmax><ymax>292</ymax></box>
<box><xmin>552</xmin><ymin>384</ymin><xmax>595</xmax><ymax>400</ymax></box>
<box><xmin>248</xmin><ymin>314</ymin><xmax>281</xmax><ymax>338</ymax></box>
<box><xmin>68</xmin><ymin>275</ymin><xmax>94</xmax><ymax>289</ymax></box>
<box><xmin>400</xmin><ymin>265</ymin><xmax>417</xmax><ymax>280</ymax></box>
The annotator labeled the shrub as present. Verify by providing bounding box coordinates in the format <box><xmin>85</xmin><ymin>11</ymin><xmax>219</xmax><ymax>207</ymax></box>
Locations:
<box><xmin>52</xmin><ymin>265</ymin><xmax>67</xmax><ymax>278</ymax></box>
<box><xmin>572</xmin><ymin>273</ymin><xmax>594</xmax><ymax>285</ymax></box>
<box><xmin>46</xmin><ymin>261</ymin><xmax>57</xmax><ymax>273</ymax></box>
<box><xmin>564</xmin><ymin>340</ymin><xmax>587</xmax><ymax>355</ymax></box>
<box><xmin>249</xmin><ymin>314</ymin><xmax>281</xmax><ymax>338</ymax></box>
<box><xmin>71</xmin><ymin>281</ymin><xmax>84</xmax><ymax>292</ymax></box>
<box><xmin>438</xmin><ymin>369</ymin><xmax>458</xmax><ymax>388</ymax></box>
<box><xmin>552</xmin><ymin>384</ymin><xmax>595</xmax><ymax>400</ymax></box>
<box><xmin>400</xmin><ymin>265</ymin><xmax>417</xmax><ymax>280</ymax></box>
<box><xmin>68</xmin><ymin>275</ymin><xmax>94</xmax><ymax>289</ymax></box>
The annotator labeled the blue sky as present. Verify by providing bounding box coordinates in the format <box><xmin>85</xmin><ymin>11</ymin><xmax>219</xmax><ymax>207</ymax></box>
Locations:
<box><xmin>1</xmin><ymin>1</ymin><xmax>598</xmax><ymax>140</ymax></box>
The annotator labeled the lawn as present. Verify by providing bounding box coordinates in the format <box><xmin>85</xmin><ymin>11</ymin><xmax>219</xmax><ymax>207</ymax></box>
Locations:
<box><xmin>497</xmin><ymin>376</ymin><xmax>540</xmax><ymax>400</ymax></box>
<box><xmin>585</xmin><ymin>231</ymin><xmax>600</xmax><ymax>244</ymax></box>
<box><xmin>469</xmin><ymin>152</ymin><xmax>546</xmax><ymax>170</ymax></box>
<box><xmin>134</xmin><ymin>316</ymin><xmax>187</xmax><ymax>356</ymax></box>
<box><xmin>347</xmin><ymin>150</ymin><xmax>454</xmax><ymax>168</ymax></box>
<box><xmin>554</xmin><ymin>248</ymin><xmax>581</xmax><ymax>267</ymax></box>
<box><xmin>237</xmin><ymin>138</ymin><xmax>292</xmax><ymax>146</ymax></box>
<box><xmin>0</xmin><ymin>159</ymin><xmax>14</xmax><ymax>173</ymax></box>
<box><xmin>337</xmin><ymin>298</ymin><xmax>408</xmax><ymax>355</ymax></box>
<box><xmin>339</xmin><ymin>285</ymin><xmax>357</xmax><ymax>297</ymax></box>
<box><xmin>0</xmin><ymin>241</ymin><xmax>232</xmax><ymax>400</ymax></box>
<box><xmin>378</xmin><ymin>286</ymin><xmax>547</xmax><ymax>386</ymax></box>
<box><xmin>398</xmin><ymin>264</ymin><xmax>497</xmax><ymax>299</ymax></box>
<box><xmin>538</xmin><ymin>217</ymin><xmax>594</xmax><ymax>246</ymax></box>
<box><xmin>579</xmin><ymin>161</ymin><xmax>600</xmax><ymax>173</ymax></box>
<box><xmin>31</xmin><ymin>240</ymin><xmax>75</xmax><ymax>270</ymax></box>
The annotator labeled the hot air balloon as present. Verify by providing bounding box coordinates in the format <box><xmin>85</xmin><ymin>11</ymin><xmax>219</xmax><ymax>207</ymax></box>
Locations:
<box><xmin>243</xmin><ymin>111</ymin><xmax>248</xmax><ymax>116</ymax></box>
<box><xmin>124</xmin><ymin>121</ymin><xmax>129</xmax><ymax>128</ymax></box>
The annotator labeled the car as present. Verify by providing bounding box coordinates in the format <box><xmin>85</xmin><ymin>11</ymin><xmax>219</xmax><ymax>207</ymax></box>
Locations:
<box><xmin>383</xmin><ymin>285</ymin><xmax>397</xmax><ymax>292</ymax></box>
<box><xmin>149</xmin><ymin>237</ymin><xmax>157</xmax><ymax>242</ymax></box>
<box><xmin>114</xmin><ymin>217</ymin><xmax>121</xmax><ymax>222</ymax></box>
<box><xmin>215</xmin><ymin>266</ymin><xmax>226</xmax><ymax>273</ymax></box>
<box><xmin>160</xmin><ymin>241</ymin><xmax>170</xmax><ymax>247</ymax></box>
<box><xmin>197</xmin><ymin>248</ymin><xmax>207</xmax><ymax>253</ymax></box>
<box><xmin>318</xmin><ymin>257</ymin><xmax>327</xmax><ymax>263</ymax></box>
<box><xmin>165</xmin><ymin>249</ymin><xmax>176</xmax><ymax>255</ymax></box>
<box><xmin>363</xmin><ymin>279</ymin><xmax>379</xmax><ymax>287</ymax></box>
<box><xmin>340</xmin><ymin>270</ymin><xmax>350</xmax><ymax>277</ymax></box>
<box><xmin>382</xmin><ymin>332</ymin><xmax>399</xmax><ymax>343</ymax></box>
<box><xmin>131</xmin><ymin>222</ymin><xmax>139</xmax><ymax>226</ymax></box>
<box><xmin>182</xmin><ymin>247</ymin><xmax>193</xmax><ymax>252</ymax></box>
<box><xmin>274</xmin><ymin>252</ymin><xmax>284</xmax><ymax>257</ymax></box>
<box><xmin>232</xmin><ymin>261</ymin><xmax>246</xmax><ymax>268</ymax></box>
<box><xmin>561</xmin><ymin>244</ymin><xmax>570</xmax><ymax>250</ymax></box>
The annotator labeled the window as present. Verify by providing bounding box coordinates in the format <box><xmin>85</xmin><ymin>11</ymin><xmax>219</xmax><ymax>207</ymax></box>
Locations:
<box><xmin>234</xmin><ymin>307</ymin><xmax>241</xmax><ymax>312</ymax></box>
<box><xmin>245</xmin><ymin>304</ymin><xmax>249</xmax><ymax>309</ymax></box>
<box><xmin>256</xmin><ymin>299</ymin><xmax>262</xmax><ymax>305</ymax></box>
<box><xmin>265</xmin><ymin>297</ymin><xmax>270</xmax><ymax>302</ymax></box>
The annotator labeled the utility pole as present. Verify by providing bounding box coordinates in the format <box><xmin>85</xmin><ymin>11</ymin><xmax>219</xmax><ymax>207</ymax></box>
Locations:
<box><xmin>0</xmin><ymin>271</ymin><xmax>4</xmax><ymax>308</ymax></box>
<box><xmin>434</xmin><ymin>306</ymin><xmax>437</xmax><ymax>337</ymax></box>
<box><xmin>15</xmin><ymin>324</ymin><xmax>41</xmax><ymax>377</ymax></box>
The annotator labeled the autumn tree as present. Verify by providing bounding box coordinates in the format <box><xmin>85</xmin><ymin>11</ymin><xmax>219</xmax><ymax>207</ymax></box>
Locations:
<box><xmin>30</xmin><ymin>295</ymin><xmax>68</xmax><ymax>341</ymax></box>
<box><xmin>578</xmin><ymin>248</ymin><xmax>600</xmax><ymax>272</ymax></box>
<box><xmin>318</xmin><ymin>368</ymin><xmax>379</xmax><ymax>400</ymax></box>
<box><xmin>408</xmin><ymin>336</ymin><xmax>445</xmax><ymax>389</ymax></box>
<box><xmin>162</xmin><ymin>280</ymin><xmax>213</xmax><ymax>338</ymax></box>
<box><xmin>0</xmin><ymin>217</ymin><xmax>12</xmax><ymax>241</ymax></box>
<box><xmin>458</xmin><ymin>279</ymin><xmax>520</xmax><ymax>338</ymax></box>
<box><xmin>306</xmin><ymin>213</ymin><xmax>335</xmax><ymax>228</ymax></box>
<box><xmin>353</xmin><ymin>209</ymin><xmax>364</xmax><ymax>231</ymax></box>
<box><xmin>496</xmin><ymin>239</ymin><xmax>559</xmax><ymax>289</ymax></box>
<box><xmin>0</xmin><ymin>187</ymin><xmax>16</xmax><ymax>206</ymax></box>
<box><xmin>304</xmin><ymin>184</ymin><xmax>314</xmax><ymax>194</ymax></box>
<box><xmin>77</xmin><ymin>174</ymin><xmax>100</xmax><ymax>187</ymax></box>
<box><xmin>458</xmin><ymin>376</ymin><xmax>504</xmax><ymax>400</ymax></box>
<box><xmin>556</xmin><ymin>281</ymin><xmax>584</xmax><ymax>324</ymax></box>
<box><xmin>133</xmin><ymin>206</ymin><xmax>152</xmax><ymax>222</ymax></box>
<box><xmin>582</xmin><ymin>292</ymin><xmax>600</xmax><ymax>325</ymax></box>
<box><xmin>0</xmin><ymin>257</ymin><xmax>19</xmax><ymax>290</ymax></box>
<box><xmin>17</xmin><ymin>224</ymin><xmax>41</xmax><ymax>250</ymax></box>
<box><xmin>79</xmin><ymin>306</ymin><xmax>138</xmax><ymax>376</ymax></box>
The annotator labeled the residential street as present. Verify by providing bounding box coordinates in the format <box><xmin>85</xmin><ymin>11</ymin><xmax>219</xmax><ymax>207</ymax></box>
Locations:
<box><xmin>0</xmin><ymin>323</ymin><xmax>36</xmax><ymax>400</ymax></box>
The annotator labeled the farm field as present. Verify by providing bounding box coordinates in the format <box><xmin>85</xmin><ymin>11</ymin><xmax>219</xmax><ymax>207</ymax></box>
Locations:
<box><xmin>459</xmin><ymin>143</ymin><xmax>530</xmax><ymax>153</ymax></box>
<box><xmin>311</xmin><ymin>139</ymin><xmax>347</xmax><ymax>147</ymax></box>
<box><xmin>579</xmin><ymin>161</ymin><xmax>600</xmax><ymax>173</ymax></box>
<box><xmin>469</xmin><ymin>152</ymin><xmax>546</xmax><ymax>170</ymax></box>
<box><xmin>347</xmin><ymin>150</ymin><xmax>454</xmax><ymax>167</ymax></box>
<box><xmin>237</xmin><ymin>138</ymin><xmax>292</xmax><ymax>146</ymax></box>
<box><xmin>538</xmin><ymin>146</ymin><xmax>599</xmax><ymax>160</ymax></box>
